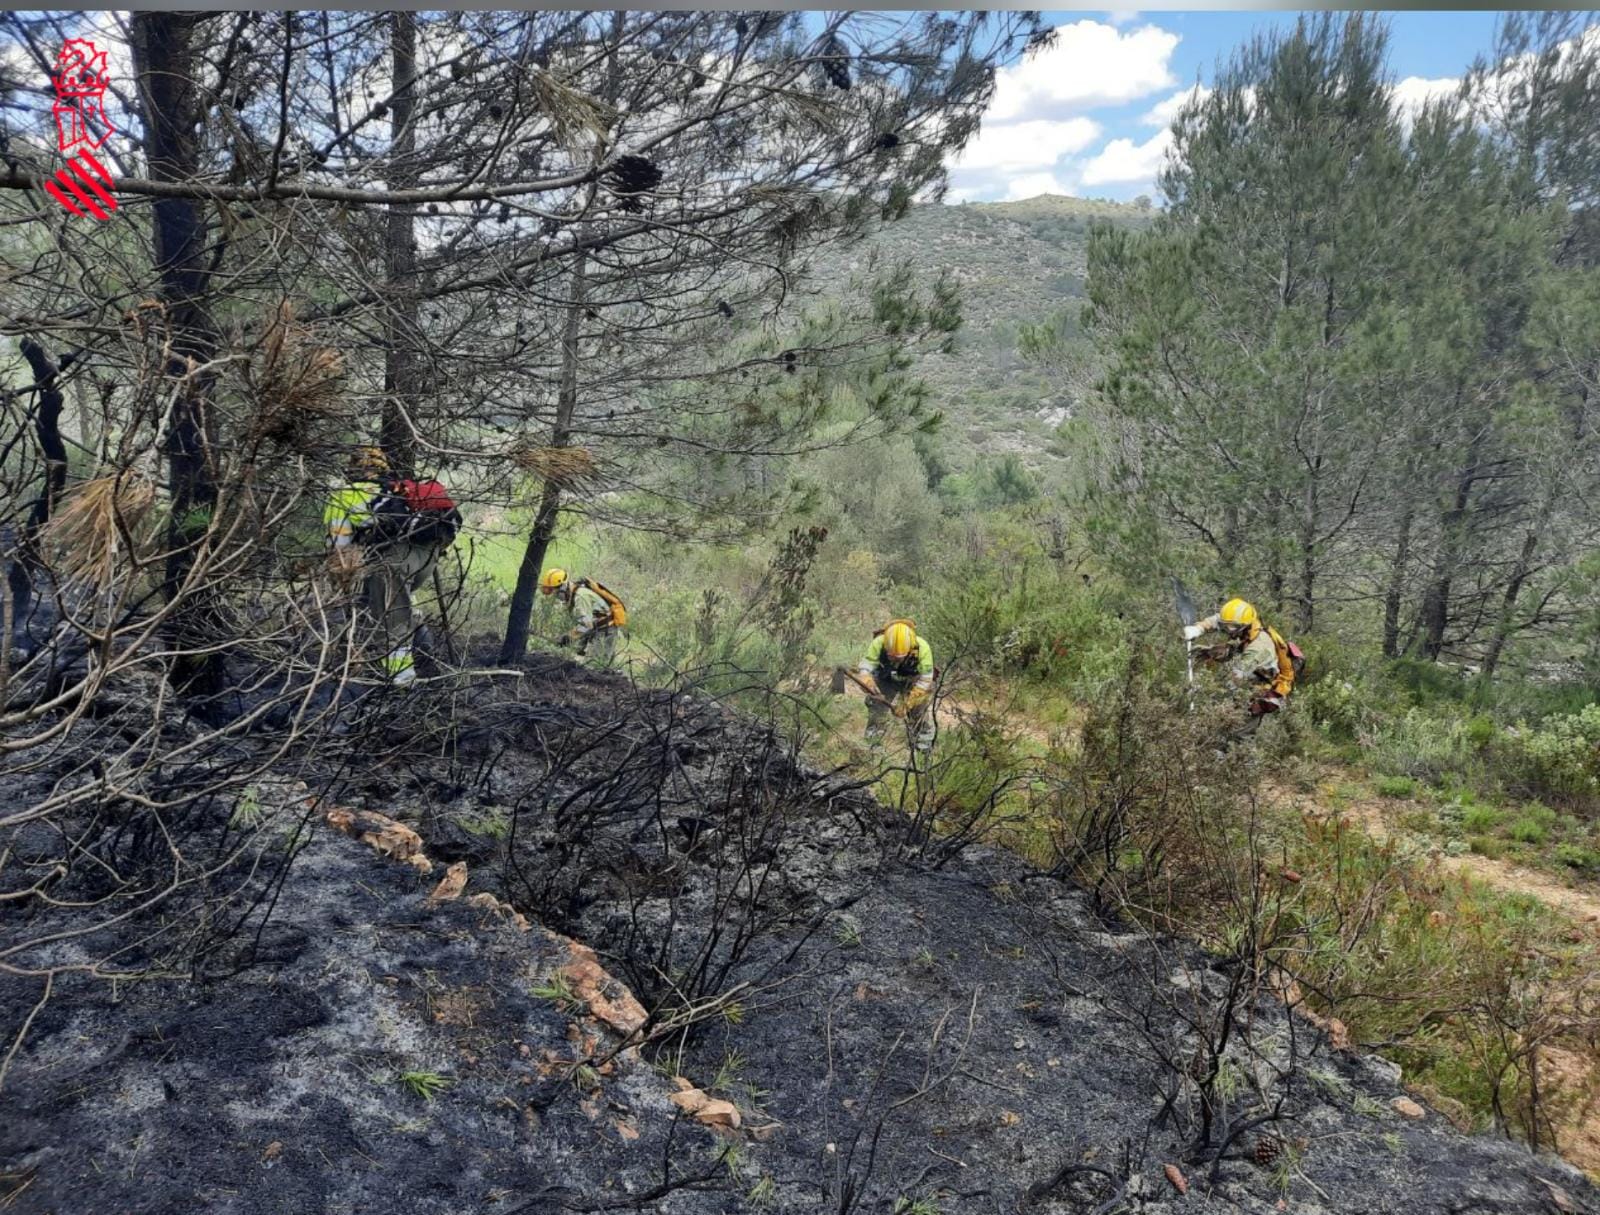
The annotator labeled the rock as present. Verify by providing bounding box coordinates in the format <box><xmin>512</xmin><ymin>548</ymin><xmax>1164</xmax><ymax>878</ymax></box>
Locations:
<box><xmin>695</xmin><ymin>1098</ymin><xmax>741</xmax><ymax>1129</ymax></box>
<box><xmin>1164</xmin><ymin>1163</ymin><xmax>1188</xmax><ymax>1195</ymax></box>
<box><xmin>323</xmin><ymin>806</ymin><xmax>423</xmax><ymax>861</ymax></box>
<box><xmin>668</xmin><ymin>1086</ymin><xmax>740</xmax><ymax>1129</ymax></box>
<box><xmin>1393</xmin><ymin>1097</ymin><xmax>1426</xmax><ymax>1120</ymax></box>
<box><xmin>553</xmin><ymin>936</ymin><xmax>648</xmax><ymax>1038</ymax></box>
<box><xmin>1539</xmin><ymin>1178</ymin><xmax>1578</xmax><ymax>1213</ymax></box>
<box><xmin>466</xmin><ymin>891</ymin><xmax>532</xmax><ymax>931</ymax></box>
<box><xmin>1360</xmin><ymin>1053</ymin><xmax>1404</xmax><ymax>1088</ymax></box>
<box><xmin>670</xmin><ymin>1087</ymin><xmax>708</xmax><ymax>1114</ymax></box>
<box><xmin>428</xmin><ymin>861</ymin><xmax>469</xmax><ymax>903</ymax></box>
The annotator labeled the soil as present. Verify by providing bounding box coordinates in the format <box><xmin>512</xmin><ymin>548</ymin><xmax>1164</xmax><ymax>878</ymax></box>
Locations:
<box><xmin>4</xmin><ymin>658</ymin><xmax>1595</xmax><ymax>1215</ymax></box>
<box><xmin>1285</xmin><ymin>784</ymin><xmax>1600</xmax><ymax>926</ymax></box>
<box><xmin>1264</xmin><ymin>777</ymin><xmax>1600</xmax><ymax>1177</ymax></box>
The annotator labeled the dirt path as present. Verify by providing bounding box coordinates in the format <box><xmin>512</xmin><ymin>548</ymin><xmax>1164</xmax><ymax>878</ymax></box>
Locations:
<box><xmin>1264</xmin><ymin>779</ymin><xmax>1600</xmax><ymax>1177</ymax></box>
<box><xmin>1264</xmin><ymin>779</ymin><xmax>1600</xmax><ymax>927</ymax></box>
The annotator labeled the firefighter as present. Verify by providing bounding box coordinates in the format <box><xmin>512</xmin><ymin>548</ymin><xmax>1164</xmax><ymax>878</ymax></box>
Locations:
<box><xmin>540</xmin><ymin>568</ymin><xmax>626</xmax><ymax>665</ymax></box>
<box><xmin>858</xmin><ymin>618</ymin><xmax>935</xmax><ymax>752</ymax></box>
<box><xmin>1181</xmin><ymin>597</ymin><xmax>1300</xmax><ymax>737</ymax></box>
<box><xmin>325</xmin><ymin>447</ymin><xmax>457</xmax><ymax>685</ymax></box>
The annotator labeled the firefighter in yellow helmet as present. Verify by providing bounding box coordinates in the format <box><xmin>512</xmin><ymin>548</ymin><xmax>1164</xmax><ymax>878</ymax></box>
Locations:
<box><xmin>540</xmin><ymin>567</ymin><xmax>627</xmax><ymax>665</ymax></box>
<box><xmin>1181</xmin><ymin>597</ymin><xmax>1300</xmax><ymax>735</ymax></box>
<box><xmin>324</xmin><ymin>446</ymin><xmax>389</xmax><ymax>550</ymax></box>
<box><xmin>323</xmin><ymin>445</ymin><xmax>419</xmax><ymax>686</ymax></box>
<box><xmin>858</xmin><ymin>619</ymin><xmax>936</xmax><ymax>751</ymax></box>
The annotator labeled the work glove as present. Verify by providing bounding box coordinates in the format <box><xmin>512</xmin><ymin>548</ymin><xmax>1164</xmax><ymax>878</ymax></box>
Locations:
<box><xmin>858</xmin><ymin>674</ymin><xmax>880</xmax><ymax>699</ymax></box>
<box><xmin>1181</xmin><ymin>624</ymin><xmax>1204</xmax><ymax>641</ymax></box>
<box><xmin>892</xmin><ymin>700</ymin><xmax>909</xmax><ymax>720</ymax></box>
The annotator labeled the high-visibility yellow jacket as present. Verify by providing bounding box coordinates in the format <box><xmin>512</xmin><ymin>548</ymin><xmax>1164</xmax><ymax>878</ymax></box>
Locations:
<box><xmin>570</xmin><ymin>584</ymin><xmax>611</xmax><ymax>635</ymax></box>
<box><xmin>859</xmin><ymin>634</ymin><xmax>934</xmax><ymax>692</ymax></box>
<box><xmin>323</xmin><ymin>480</ymin><xmax>380</xmax><ymax>548</ymax></box>
<box><xmin>1198</xmin><ymin>614</ymin><xmax>1295</xmax><ymax>698</ymax></box>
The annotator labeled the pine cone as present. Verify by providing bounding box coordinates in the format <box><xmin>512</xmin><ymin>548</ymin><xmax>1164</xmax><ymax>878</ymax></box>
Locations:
<box><xmin>821</xmin><ymin>36</ymin><xmax>851</xmax><ymax>90</ymax></box>
<box><xmin>605</xmin><ymin>154</ymin><xmax>664</xmax><ymax>211</ymax></box>
<box><xmin>1252</xmin><ymin>1135</ymin><xmax>1283</xmax><ymax>1167</ymax></box>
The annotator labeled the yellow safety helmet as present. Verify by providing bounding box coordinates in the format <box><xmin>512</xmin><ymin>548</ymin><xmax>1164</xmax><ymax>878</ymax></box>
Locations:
<box><xmin>883</xmin><ymin>619</ymin><xmax>917</xmax><ymax>661</ymax></box>
<box><xmin>1219</xmin><ymin>598</ymin><xmax>1258</xmax><ymax>630</ymax></box>
<box><xmin>348</xmin><ymin>445</ymin><xmax>389</xmax><ymax>479</ymax></box>
<box><xmin>540</xmin><ymin>567</ymin><xmax>568</xmax><ymax>595</ymax></box>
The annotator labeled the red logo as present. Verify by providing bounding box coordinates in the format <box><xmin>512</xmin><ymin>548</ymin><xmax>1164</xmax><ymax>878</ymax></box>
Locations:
<box><xmin>48</xmin><ymin>39</ymin><xmax>117</xmax><ymax>219</ymax></box>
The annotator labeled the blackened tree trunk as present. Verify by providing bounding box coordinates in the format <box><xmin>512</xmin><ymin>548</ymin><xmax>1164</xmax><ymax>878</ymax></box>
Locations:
<box><xmin>1382</xmin><ymin>496</ymin><xmax>1415</xmax><ymax>659</ymax></box>
<box><xmin>131</xmin><ymin>12</ymin><xmax>226</xmax><ymax>699</ymax></box>
<box><xmin>382</xmin><ymin>11</ymin><xmax>419</xmax><ymax>470</ymax></box>
<box><xmin>499</xmin><ymin>254</ymin><xmax>588</xmax><ymax>664</ymax></box>
<box><xmin>1479</xmin><ymin>524</ymin><xmax>1540</xmax><ymax>682</ymax></box>
<box><xmin>1415</xmin><ymin>434</ymin><xmax>1483</xmax><ymax>662</ymax></box>
<box><xmin>5</xmin><ymin>341</ymin><xmax>71</xmax><ymax>649</ymax></box>
<box><xmin>1297</xmin><ymin>454</ymin><xmax>1320</xmax><ymax>633</ymax></box>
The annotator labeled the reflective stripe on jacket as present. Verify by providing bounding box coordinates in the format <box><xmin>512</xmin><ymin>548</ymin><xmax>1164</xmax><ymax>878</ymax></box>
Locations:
<box><xmin>324</xmin><ymin>482</ymin><xmax>379</xmax><ymax>548</ymax></box>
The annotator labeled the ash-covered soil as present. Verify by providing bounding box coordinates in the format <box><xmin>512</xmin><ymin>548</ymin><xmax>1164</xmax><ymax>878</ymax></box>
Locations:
<box><xmin>3</xmin><ymin>656</ymin><xmax>1592</xmax><ymax>1214</ymax></box>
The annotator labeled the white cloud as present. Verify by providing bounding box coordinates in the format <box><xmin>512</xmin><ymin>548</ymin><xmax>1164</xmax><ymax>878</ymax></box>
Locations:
<box><xmin>1391</xmin><ymin>75</ymin><xmax>1460</xmax><ymax>124</ymax></box>
<box><xmin>950</xmin><ymin>117</ymin><xmax>1101</xmax><ymax>173</ymax></box>
<box><xmin>1141</xmin><ymin>83</ymin><xmax>1211</xmax><ymax>128</ymax></box>
<box><xmin>986</xmin><ymin>20</ymin><xmax>1180</xmax><ymax>122</ymax></box>
<box><xmin>1080</xmin><ymin>129</ymin><xmax>1172</xmax><ymax>187</ymax></box>
<box><xmin>1104</xmin><ymin>10</ymin><xmax>1140</xmax><ymax>28</ymax></box>
<box><xmin>1005</xmin><ymin>172</ymin><xmax>1076</xmax><ymax>201</ymax></box>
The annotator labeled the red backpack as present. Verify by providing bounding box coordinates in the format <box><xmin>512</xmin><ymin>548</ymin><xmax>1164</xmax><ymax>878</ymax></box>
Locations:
<box><xmin>392</xmin><ymin>477</ymin><xmax>461</xmax><ymax>546</ymax></box>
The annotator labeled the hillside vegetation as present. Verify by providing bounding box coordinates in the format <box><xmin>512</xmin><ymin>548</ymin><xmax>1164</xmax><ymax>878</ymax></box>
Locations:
<box><xmin>4</xmin><ymin>10</ymin><xmax>1600</xmax><ymax>1213</ymax></box>
<box><xmin>815</xmin><ymin>194</ymin><xmax>1152</xmax><ymax>464</ymax></box>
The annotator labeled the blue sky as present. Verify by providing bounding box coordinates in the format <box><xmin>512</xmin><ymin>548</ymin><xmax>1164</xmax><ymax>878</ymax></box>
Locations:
<box><xmin>946</xmin><ymin>10</ymin><xmax>1510</xmax><ymax>204</ymax></box>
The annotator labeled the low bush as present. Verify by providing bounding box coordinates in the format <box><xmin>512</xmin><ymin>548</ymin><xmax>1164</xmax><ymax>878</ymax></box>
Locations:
<box><xmin>1508</xmin><ymin>816</ymin><xmax>1548</xmax><ymax>846</ymax></box>
<box><xmin>1469</xmin><ymin>834</ymin><xmax>1507</xmax><ymax>858</ymax></box>
<box><xmin>1461</xmin><ymin>804</ymin><xmax>1503</xmax><ymax>834</ymax></box>
<box><xmin>1365</xmin><ymin>707</ymin><xmax>1482</xmax><ymax>789</ymax></box>
<box><xmin>1554</xmin><ymin>842</ymin><xmax>1600</xmax><ymax>870</ymax></box>
<box><xmin>1376</xmin><ymin>775</ymin><xmax>1416</xmax><ymax>799</ymax></box>
<box><xmin>1495</xmin><ymin>704</ymin><xmax>1600</xmax><ymax>811</ymax></box>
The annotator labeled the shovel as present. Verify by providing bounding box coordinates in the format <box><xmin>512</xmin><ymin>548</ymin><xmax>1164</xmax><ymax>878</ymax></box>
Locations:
<box><xmin>1172</xmin><ymin>577</ymin><xmax>1198</xmax><ymax>711</ymax></box>
<box><xmin>832</xmin><ymin>665</ymin><xmax>895</xmax><ymax>709</ymax></box>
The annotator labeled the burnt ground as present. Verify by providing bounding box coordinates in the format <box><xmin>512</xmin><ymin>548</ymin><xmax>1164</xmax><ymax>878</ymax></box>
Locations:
<box><xmin>2</xmin><ymin>655</ymin><xmax>1594</xmax><ymax>1215</ymax></box>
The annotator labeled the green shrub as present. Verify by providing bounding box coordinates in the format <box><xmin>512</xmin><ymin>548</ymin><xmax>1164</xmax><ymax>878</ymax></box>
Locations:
<box><xmin>1468</xmin><ymin>835</ymin><xmax>1506</xmax><ymax>858</ymax></box>
<box><xmin>1496</xmin><ymin>704</ymin><xmax>1600</xmax><ymax>809</ymax></box>
<box><xmin>925</xmin><ymin>571</ymin><xmax>1128</xmax><ymax>700</ymax></box>
<box><xmin>1460</xmin><ymin>804</ymin><xmax>1502</xmax><ymax>834</ymax></box>
<box><xmin>1301</xmin><ymin>678</ymin><xmax>1373</xmax><ymax>743</ymax></box>
<box><xmin>1507</xmin><ymin>816</ymin><xmax>1547</xmax><ymax>845</ymax></box>
<box><xmin>1554</xmin><ymin>843</ymin><xmax>1600</xmax><ymax>870</ymax></box>
<box><xmin>1376</xmin><ymin>775</ymin><xmax>1416</xmax><ymax>800</ymax></box>
<box><xmin>1366</xmin><ymin>709</ymin><xmax>1482</xmax><ymax>788</ymax></box>
<box><xmin>1389</xmin><ymin>657</ymin><xmax>1473</xmax><ymax>706</ymax></box>
<box><xmin>1464</xmin><ymin>715</ymin><xmax>1497</xmax><ymax>749</ymax></box>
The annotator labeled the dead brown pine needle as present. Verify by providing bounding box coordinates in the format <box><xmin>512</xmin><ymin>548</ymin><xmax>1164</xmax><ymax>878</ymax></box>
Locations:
<box><xmin>40</xmin><ymin>473</ymin><xmax>157</xmax><ymax>588</ymax></box>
